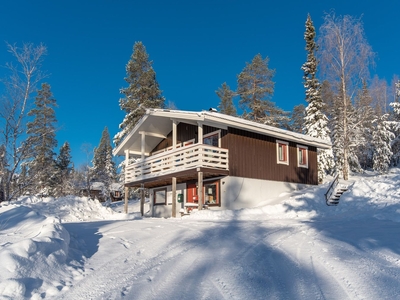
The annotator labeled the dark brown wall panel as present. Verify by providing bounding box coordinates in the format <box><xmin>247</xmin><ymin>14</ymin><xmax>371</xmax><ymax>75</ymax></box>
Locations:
<box><xmin>150</xmin><ymin>122</ymin><xmax>318</xmax><ymax>185</ymax></box>
<box><xmin>225</xmin><ymin>127</ymin><xmax>318</xmax><ymax>185</ymax></box>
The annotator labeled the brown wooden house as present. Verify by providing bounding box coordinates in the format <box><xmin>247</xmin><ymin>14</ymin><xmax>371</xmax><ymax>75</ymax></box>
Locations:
<box><xmin>113</xmin><ymin>109</ymin><xmax>331</xmax><ymax>217</ymax></box>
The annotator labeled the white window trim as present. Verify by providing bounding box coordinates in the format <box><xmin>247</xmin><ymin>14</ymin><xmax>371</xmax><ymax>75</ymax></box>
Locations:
<box><xmin>203</xmin><ymin>130</ymin><xmax>221</xmax><ymax>147</ymax></box>
<box><xmin>276</xmin><ymin>140</ymin><xmax>289</xmax><ymax>165</ymax></box>
<box><xmin>297</xmin><ymin>144</ymin><xmax>308</xmax><ymax>168</ymax></box>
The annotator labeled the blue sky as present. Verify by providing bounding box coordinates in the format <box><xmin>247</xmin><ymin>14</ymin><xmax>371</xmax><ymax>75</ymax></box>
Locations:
<box><xmin>0</xmin><ymin>0</ymin><xmax>399</xmax><ymax>167</ymax></box>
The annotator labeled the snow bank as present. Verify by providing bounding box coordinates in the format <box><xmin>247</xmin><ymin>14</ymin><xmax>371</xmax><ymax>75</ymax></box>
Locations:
<box><xmin>1</xmin><ymin>170</ymin><xmax>400</xmax><ymax>298</ymax></box>
<box><xmin>0</xmin><ymin>205</ymin><xmax>73</xmax><ymax>299</ymax></box>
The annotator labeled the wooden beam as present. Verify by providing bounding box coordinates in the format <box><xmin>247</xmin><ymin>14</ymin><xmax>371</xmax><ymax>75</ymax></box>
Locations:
<box><xmin>140</xmin><ymin>184</ymin><xmax>145</xmax><ymax>216</ymax></box>
<box><xmin>172</xmin><ymin>120</ymin><xmax>177</xmax><ymax>149</ymax></box>
<box><xmin>124</xmin><ymin>186</ymin><xmax>129</xmax><ymax>214</ymax></box>
<box><xmin>172</xmin><ymin>177</ymin><xmax>176</xmax><ymax>218</ymax></box>
<box><xmin>197</xmin><ymin>122</ymin><xmax>203</xmax><ymax>144</ymax></box>
<box><xmin>198</xmin><ymin>171</ymin><xmax>203</xmax><ymax>210</ymax></box>
<box><xmin>138</xmin><ymin>131</ymin><xmax>166</xmax><ymax>139</ymax></box>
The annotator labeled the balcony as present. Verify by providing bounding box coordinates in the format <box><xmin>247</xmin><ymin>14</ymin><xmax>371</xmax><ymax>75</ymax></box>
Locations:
<box><xmin>125</xmin><ymin>144</ymin><xmax>229</xmax><ymax>186</ymax></box>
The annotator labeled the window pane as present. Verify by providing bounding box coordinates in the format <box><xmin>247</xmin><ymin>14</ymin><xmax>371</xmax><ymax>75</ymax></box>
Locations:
<box><xmin>205</xmin><ymin>183</ymin><xmax>218</xmax><ymax>204</ymax></box>
<box><xmin>204</xmin><ymin>134</ymin><xmax>218</xmax><ymax>146</ymax></box>
<box><xmin>154</xmin><ymin>189</ymin><xmax>166</xmax><ymax>205</ymax></box>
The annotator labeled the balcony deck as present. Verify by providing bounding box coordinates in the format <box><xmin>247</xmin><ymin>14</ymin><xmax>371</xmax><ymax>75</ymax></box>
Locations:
<box><xmin>125</xmin><ymin>144</ymin><xmax>229</xmax><ymax>187</ymax></box>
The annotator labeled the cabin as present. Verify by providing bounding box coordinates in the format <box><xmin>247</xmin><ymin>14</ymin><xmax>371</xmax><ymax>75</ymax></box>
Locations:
<box><xmin>81</xmin><ymin>182</ymin><xmax>123</xmax><ymax>202</ymax></box>
<box><xmin>110</xmin><ymin>183</ymin><xmax>124</xmax><ymax>202</ymax></box>
<box><xmin>113</xmin><ymin>109</ymin><xmax>331</xmax><ymax>217</ymax></box>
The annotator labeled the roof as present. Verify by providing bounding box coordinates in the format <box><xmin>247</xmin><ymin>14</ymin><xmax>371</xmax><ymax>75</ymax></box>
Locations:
<box><xmin>113</xmin><ymin>109</ymin><xmax>332</xmax><ymax>157</ymax></box>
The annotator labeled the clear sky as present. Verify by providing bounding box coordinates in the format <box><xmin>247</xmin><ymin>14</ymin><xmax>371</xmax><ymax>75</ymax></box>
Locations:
<box><xmin>0</xmin><ymin>0</ymin><xmax>399</xmax><ymax>167</ymax></box>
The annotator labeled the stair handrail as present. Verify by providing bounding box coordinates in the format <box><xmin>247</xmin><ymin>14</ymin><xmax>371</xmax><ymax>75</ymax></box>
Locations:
<box><xmin>325</xmin><ymin>173</ymin><xmax>339</xmax><ymax>204</ymax></box>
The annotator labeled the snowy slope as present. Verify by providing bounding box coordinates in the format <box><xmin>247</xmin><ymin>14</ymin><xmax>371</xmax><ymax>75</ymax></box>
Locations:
<box><xmin>1</xmin><ymin>171</ymin><xmax>400</xmax><ymax>299</ymax></box>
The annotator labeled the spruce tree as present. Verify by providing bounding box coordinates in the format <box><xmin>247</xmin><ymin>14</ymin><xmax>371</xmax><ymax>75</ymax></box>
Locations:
<box><xmin>52</xmin><ymin>141</ymin><xmax>73</xmax><ymax>197</ymax></box>
<box><xmin>26</xmin><ymin>83</ymin><xmax>58</xmax><ymax>195</ymax></box>
<box><xmin>288</xmin><ymin>104</ymin><xmax>306</xmax><ymax>133</ymax></box>
<box><xmin>372</xmin><ymin>113</ymin><xmax>394</xmax><ymax>173</ymax></box>
<box><xmin>301</xmin><ymin>14</ymin><xmax>334</xmax><ymax>182</ymax></box>
<box><xmin>92</xmin><ymin>127</ymin><xmax>116</xmax><ymax>198</ymax></box>
<box><xmin>115</xmin><ymin>42</ymin><xmax>165</xmax><ymax>145</ymax></box>
<box><xmin>237</xmin><ymin>54</ymin><xmax>287</xmax><ymax>127</ymax></box>
<box><xmin>216</xmin><ymin>82</ymin><xmax>236</xmax><ymax>116</ymax></box>
<box><xmin>389</xmin><ymin>80</ymin><xmax>400</xmax><ymax>165</ymax></box>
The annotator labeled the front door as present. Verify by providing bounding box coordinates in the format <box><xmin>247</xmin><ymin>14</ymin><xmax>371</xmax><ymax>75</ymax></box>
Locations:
<box><xmin>186</xmin><ymin>180</ymin><xmax>220</xmax><ymax>206</ymax></box>
<box><xmin>187</xmin><ymin>183</ymin><xmax>198</xmax><ymax>203</ymax></box>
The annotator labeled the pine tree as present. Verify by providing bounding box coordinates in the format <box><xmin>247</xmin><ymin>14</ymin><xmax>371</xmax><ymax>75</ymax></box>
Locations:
<box><xmin>372</xmin><ymin>114</ymin><xmax>394</xmax><ymax>173</ymax></box>
<box><xmin>92</xmin><ymin>127</ymin><xmax>116</xmax><ymax>198</ymax></box>
<box><xmin>216</xmin><ymin>82</ymin><xmax>236</xmax><ymax>116</ymax></box>
<box><xmin>26</xmin><ymin>83</ymin><xmax>58</xmax><ymax>195</ymax></box>
<box><xmin>237</xmin><ymin>54</ymin><xmax>287</xmax><ymax>127</ymax></box>
<box><xmin>52</xmin><ymin>141</ymin><xmax>73</xmax><ymax>197</ymax></box>
<box><xmin>115</xmin><ymin>42</ymin><xmax>165</xmax><ymax>145</ymax></box>
<box><xmin>301</xmin><ymin>14</ymin><xmax>334</xmax><ymax>182</ymax></box>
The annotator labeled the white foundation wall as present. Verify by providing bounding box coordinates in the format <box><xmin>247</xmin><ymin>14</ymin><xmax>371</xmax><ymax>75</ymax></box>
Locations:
<box><xmin>150</xmin><ymin>183</ymin><xmax>186</xmax><ymax>218</ymax></box>
<box><xmin>219</xmin><ymin>176</ymin><xmax>309</xmax><ymax>210</ymax></box>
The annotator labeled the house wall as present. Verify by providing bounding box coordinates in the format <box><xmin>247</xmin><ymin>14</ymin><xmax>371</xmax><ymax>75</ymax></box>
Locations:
<box><xmin>222</xmin><ymin>127</ymin><xmax>318</xmax><ymax>185</ymax></box>
<box><xmin>219</xmin><ymin>176</ymin><xmax>309</xmax><ymax>210</ymax></box>
<box><xmin>149</xmin><ymin>175</ymin><xmax>310</xmax><ymax>216</ymax></box>
<box><xmin>150</xmin><ymin>183</ymin><xmax>186</xmax><ymax>218</ymax></box>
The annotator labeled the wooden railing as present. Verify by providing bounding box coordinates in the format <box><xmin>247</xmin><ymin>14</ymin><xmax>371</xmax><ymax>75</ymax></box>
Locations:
<box><xmin>125</xmin><ymin>144</ymin><xmax>229</xmax><ymax>184</ymax></box>
<box><xmin>324</xmin><ymin>173</ymin><xmax>339</xmax><ymax>205</ymax></box>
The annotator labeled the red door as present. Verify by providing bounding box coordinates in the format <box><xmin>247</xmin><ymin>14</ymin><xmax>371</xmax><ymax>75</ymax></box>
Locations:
<box><xmin>187</xmin><ymin>183</ymin><xmax>198</xmax><ymax>203</ymax></box>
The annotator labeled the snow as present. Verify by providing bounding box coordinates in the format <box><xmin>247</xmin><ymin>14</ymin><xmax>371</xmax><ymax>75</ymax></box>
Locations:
<box><xmin>2</xmin><ymin>171</ymin><xmax>400</xmax><ymax>299</ymax></box>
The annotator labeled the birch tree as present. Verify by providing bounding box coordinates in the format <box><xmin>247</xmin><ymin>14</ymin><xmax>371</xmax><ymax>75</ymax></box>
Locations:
<box><xmin>318</xmin><ymin>13</ymin><xmax>374</xmax><ymax>180</ymax></box>
<box><xmin>0</xmin><ymin>43</ymin><xmax>47</xmax><ymax>201</ymax></box>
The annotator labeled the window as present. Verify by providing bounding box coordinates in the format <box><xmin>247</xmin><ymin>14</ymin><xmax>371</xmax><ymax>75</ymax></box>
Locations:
<box><xmin>276</xmin><ymin>140</ymin><xmax>289</xmax><ymax>165</ymax></box>
<box><xmin>203</xmin><ymin>130</ymin><xmax>220</xmax><ymax>147</ymax></box>
<box><xmin>153</xmin><ymin>188</ymin><xmax>167</xmax><ymax>205</ymax></box>
<box><xmin>204</xmin><ymin>181</ymin><xmax>220</xmax><ymax>206</ymax></box>
<box><xmin>297</xmin><ymin>145</ymin><xmax>308</xmax><ymax>168</ymax></box>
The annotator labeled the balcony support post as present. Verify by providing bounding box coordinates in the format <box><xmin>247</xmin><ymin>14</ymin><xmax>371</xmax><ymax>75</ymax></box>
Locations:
<box><xmin>124</xmin><ymin>150</ymin><xmax>129</xmax><ymax>214</ymax></box>
<box><xmin>198</xmin><ymin>170</ymin><xmax>203</xmax><ymax>210</ymax></box>
<box><xmin>172</xmin><ymin>177</ymin><xmax>176</xmax><ymax>217</ymax></box>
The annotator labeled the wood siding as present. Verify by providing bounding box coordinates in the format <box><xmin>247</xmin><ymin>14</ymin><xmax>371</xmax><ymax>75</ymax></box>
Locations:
<box><xmin>222</xmin><ymin>128</ymin><xmax>317</xmax><ymax>185</ymax></box>
<box><xmin>151</xmin><ymin>123</ymin><xmax>318</xmax><ymax>185</ymax></box>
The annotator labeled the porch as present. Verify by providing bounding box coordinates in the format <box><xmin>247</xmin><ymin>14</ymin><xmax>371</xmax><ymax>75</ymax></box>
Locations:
<box><xmin>124</xmin><ymin>143</ymin><xmax>229</xmax><ymax>187</ymax></box>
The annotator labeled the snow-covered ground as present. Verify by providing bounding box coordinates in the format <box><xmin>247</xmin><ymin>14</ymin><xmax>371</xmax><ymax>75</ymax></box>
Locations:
<box><xmin>1</xmin><ymin>170</ymin><xmax>400</xmax><ymax>299</ymax></box>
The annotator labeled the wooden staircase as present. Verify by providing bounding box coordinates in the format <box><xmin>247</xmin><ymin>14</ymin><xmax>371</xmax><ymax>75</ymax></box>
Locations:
<box><xmin>325</xmin><ymin>175</ymin><xmax>349</xmax><ymax>206</ymax></box>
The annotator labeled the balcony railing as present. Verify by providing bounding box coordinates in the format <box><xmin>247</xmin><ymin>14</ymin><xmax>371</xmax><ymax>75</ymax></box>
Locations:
<box><xmin>125</xmin><ymin>144</ymin><xmax>229</xmax><ymax>184</ymax></box>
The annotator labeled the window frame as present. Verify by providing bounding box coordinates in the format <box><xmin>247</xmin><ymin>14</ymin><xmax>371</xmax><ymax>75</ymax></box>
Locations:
<box><xmin>203</xmin><ymin>130</ymin><xmax>221</xmax><ymax>147</ymax></box>
<box><xmin>276</xmin><ymin>140</ymin><xmax>289</xmax><ymax>165</ymax></box>
<box><xmin>153</xmin><ymin>188</ymin><xmax>167</xmax><ymax>206</ymax></box>
<box><xmin>203</xmin><ymin>180</ymin><xmax>220</xmax><ymax>207</ymax></box>
<box><xmin>297</xmin><ymin>145</ymin><xmax>308</xmax><ymax>168</ymax></box>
